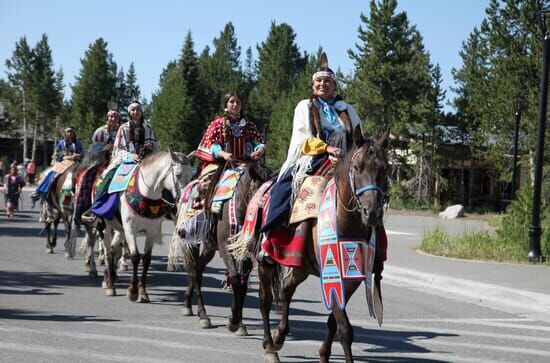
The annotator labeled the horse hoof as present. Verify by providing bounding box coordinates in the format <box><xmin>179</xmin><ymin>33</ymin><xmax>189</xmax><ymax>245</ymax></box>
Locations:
<box><xmin>65</xmin><ymin>252</ymin><xmax>73</xmax><ymax>259</ymax></box>
<box><xmin>127</xmin><ymin>288</ymin><xmax>138</xmax><ymax>302</ymax></box>
<box><xmin>137</xmin><ymin>294</ymin><xmax>150</xmax><ymax>303</ymax></box>
<box><xmin>264</xmin><ymin>352</ymin><xmax>280</xmax><ymax>363</ymax></box>
<box><xmin>199</xmin><ymin>318</ymin><xmax>212</xmax><ymax>329</ymax></box>
<box><xmin>118</xmin><ymin>264</ymin><xmax>128</xmax><ymax>272</ymax></box>
<box><xmin>227</xmin><ymin>321</ymin><xmax>239</xmax><ymax>333</ymax></box>
<box><xmin>84</xmin><ymin>264</ymin><xmax>90</xmax><ymax>273</ymax></box>
<box><xmin>101</xmin><ymin>280</ymin><xmax>108</xmax><ymax>289</ymax></box>
<box><xmin>46</xmin><ymin>248</ymin><xmax>54</xmax><ymax>254</ymax></box>
<box><xmin>235</xmin><ymin>324</ymin><xmax>248</xmax><ymax>336</ymax></box>
<box><xmin>271</xmin><ymin>330</ymin><xmax>284</xmax><ymax>351</ymax></box>
<box><xmin>181</xmin><ymin>307</ymin><xmax>193</xmax><ymax>316</ymax></box>
<box><xmin>105</xmin><ymin>288</ymin><xmax>116</xmax><ymax>296</ymax></box>
<box><xmin>88</xmin><ymin>270</ymin><xmax>98</xmax><ymax>278</ymax></box>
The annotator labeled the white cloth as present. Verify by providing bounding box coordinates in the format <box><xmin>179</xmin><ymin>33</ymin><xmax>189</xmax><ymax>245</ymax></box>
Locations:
<box><xmin>278</xmin><ymin>99</ymin><xmax>363</xmax><ymax>180</ymax></box>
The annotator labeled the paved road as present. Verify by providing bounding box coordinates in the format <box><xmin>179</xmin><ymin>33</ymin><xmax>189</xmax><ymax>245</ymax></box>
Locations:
<box><xmin>1</xmin><ymin>191</ymin><xmax>549</xmax><ymax>362</ymax></box>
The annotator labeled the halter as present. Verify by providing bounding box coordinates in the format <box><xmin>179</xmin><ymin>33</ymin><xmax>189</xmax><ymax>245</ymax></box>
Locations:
<box><xmin>340</xmin><ymin>146</ymin><xmax>386</xmax><ymax>213</ymax></box>
<box><xmin>137</xmin><ymin>157</ymin><xmax>180</xmax><ymax>212</ymax></box>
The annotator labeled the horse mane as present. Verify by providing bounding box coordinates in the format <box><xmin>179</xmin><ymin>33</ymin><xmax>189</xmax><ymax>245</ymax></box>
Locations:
<box><xmin>140</xmin><ymin>151</ymin><xmax>167</xmax><ymax>170</ymax></box>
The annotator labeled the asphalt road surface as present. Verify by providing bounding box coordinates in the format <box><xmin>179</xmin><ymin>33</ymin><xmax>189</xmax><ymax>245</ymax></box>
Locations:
<box><xmin>1</xmin><ymin>191</ymin><xmax>549</xmax><ymax>362</ymax></box>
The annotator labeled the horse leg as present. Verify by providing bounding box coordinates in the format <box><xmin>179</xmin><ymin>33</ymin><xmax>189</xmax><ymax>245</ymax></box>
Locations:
<box><xmin>84</xmin><ymin>225</ymin><xmax>98</xmax><ymax>277</ymax></box>
<box><xmin>118</xmin><ymin>240</ymin><xmax>129</xmax><ymax>272</ymax></box>
<box><xmin>65</xmin><ymin>219</ymin><xmax>77</xmax><ymax>259</ymax></box>
<box><xmin>63</xmin><ymin>212</ymin><xmax>74</xmax><ymax>259</ymax></box>
<box><xmin>319</xmin><ymin>281</ymin><xmax>361</xmax><ymax>363</ymax></box>
<box><xmin>181</xmin><ymin>245</ymin><xmax>198</xmax><ymax>316</ymax></box>
<box><xmin>184</xmin><ymin>244</ymin><xmax>216</xmax><ymax>329</ymax></box>
<box><xmin>271</xmin><ymin>267</ymin><xmax>308</xmax><ymax>351</ymax></box>
<box><xmin>45</xmin><ymin>221</ymin><xmax>54</xmax><ymax>254</ymax></box>
<box><xmin>137</xmin><ymin>237</ymin><xmax>154</xmax><ymax>303</ymax></box>
<box><xmin>259</xmin><ymin>262</ymin><xmax>280</xmax><ymax>363</ymax></box>
<box><xmin>102</xmin><ymin>226</ymin><xmax>118</xmax><ymax>296</ymax></box>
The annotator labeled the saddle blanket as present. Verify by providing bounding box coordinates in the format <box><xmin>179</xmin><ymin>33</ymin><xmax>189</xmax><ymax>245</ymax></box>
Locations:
<box><xmin>289</xmin><ymin>176</ymin><xmax>327</xmax><ymax>224</ymax></box>
<box><xmin>53</xmin><ymin>159</ymin><xmax>75</xmax><ymax>175</ymax></box>
<box><xmin>212</xmin><ymin>168</ymin><xmax>244</xmax><ymax>202</ymax></box>
<box><xmin>108</xmin><ymin>162</ymin><xmax>138</xmax><ymax>193</ymax></box>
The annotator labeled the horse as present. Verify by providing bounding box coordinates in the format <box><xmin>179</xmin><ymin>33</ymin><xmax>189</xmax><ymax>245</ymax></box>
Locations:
<box><xmin>171</xmin><ymin>161</ymin><xmax>271</xmax><ymax>333</ymax></box>
<box><xmin>100</xmin><ymin>150</ymin><xmax>193</xmax><ymax>302</ymax></box>
<box><xmin>41</xmin><ymin>161</ymin><xmax>81</xmax><ymax>256</ymax></box>
<box><xmin>233</xmin><ymin>129</ymin><xmax>389</xmax><ymax>362</ymax></box>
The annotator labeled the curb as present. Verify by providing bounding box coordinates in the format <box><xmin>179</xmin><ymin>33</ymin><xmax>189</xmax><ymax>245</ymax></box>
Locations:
<box><xmin>384</xmin><ymin>265</ymin><xmax>550</xmax><ymax>314</ymax></box>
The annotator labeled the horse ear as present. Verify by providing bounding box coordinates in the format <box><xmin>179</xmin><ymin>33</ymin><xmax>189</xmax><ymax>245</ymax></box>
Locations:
<box><xmin>186</xmin><ymin>151</ymin><xmax>195</xmax><ymax>160</ymax></box>
<box><xmin>377</xmin><ymin>129</ymin><xmax>391</xmax><ymax>149</ymax></box>
<box><xmin>353</xmin><ymin>124</ymin><xmax>365</xmax><ymax>148</ymax></box>
<box><xmin>169</xmin><ymin>149</ymin><xmax>180</xmax><ymax>163</ymax></box>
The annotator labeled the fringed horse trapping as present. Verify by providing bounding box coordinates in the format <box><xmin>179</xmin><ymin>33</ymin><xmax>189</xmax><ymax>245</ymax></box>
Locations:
<box><xmin>99</xmin><ymin>151</ymin><xmax>192</xmax><ymax>302</ymax></box>
<box><xmin>169</xmin><ymin>162</ymin><xmax>272</xmax><ymax>332</ymax></box>
<box><xmin>233</xmin><ymin>129</ymin><xmax>389</xmax><ymax>363</ymax></box>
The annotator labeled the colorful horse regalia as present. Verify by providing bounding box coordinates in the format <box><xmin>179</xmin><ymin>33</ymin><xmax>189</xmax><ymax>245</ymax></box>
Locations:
<box><xmin>90</xmin><ymin>118</ymin><xmax>161</xmax><ymax>220</ymax></box>
<box><xmin>194</xmin><ymin>115</ymin><xmax>264</xmax><ymax>210</ymax></box>
<box><xmin>32</xmin><ymin>136</ymin><xmax>83</xmax><ymax>208</ymax></box>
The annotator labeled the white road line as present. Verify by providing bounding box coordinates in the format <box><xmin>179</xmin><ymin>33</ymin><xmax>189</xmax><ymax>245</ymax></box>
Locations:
<box><xmin>0</xmin><ymin>325</ymin><xmax>256</xmax><ymax>357</ymax></box>
<box><xmin>0</xmin><ymin>342</ymin><xmax>180</xmax><ymax>363</ymax></box>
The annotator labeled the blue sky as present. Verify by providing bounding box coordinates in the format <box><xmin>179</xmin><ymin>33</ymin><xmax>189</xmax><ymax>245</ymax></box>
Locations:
<box><xmin>0</xmin><ymin>0</ymin><xmax>489</xmax><ymax>110</ymax></box>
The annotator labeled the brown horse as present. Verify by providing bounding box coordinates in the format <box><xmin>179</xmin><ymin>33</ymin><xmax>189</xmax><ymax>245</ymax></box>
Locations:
<box><xmin>42</xmin><ymin>162</ymin><xmax>82</xmax><ymax>255</ymax></box>
<box><xmin>174</xmin><ymin>162</ymin><xmax>271</xmax><ymax>333</ymax></box>
<box><xmin>255</xmin><ymin>130</ymin><xmax>389</xmax><ymax>363</ymax></box>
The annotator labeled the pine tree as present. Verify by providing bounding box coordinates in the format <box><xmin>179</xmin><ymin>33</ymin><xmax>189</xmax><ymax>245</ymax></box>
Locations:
<box><xmin>114</xmin><ymin>66</ymin><xmax>127</xmax><ymax>118</ymax></box>
<box><xmin>197</xmin><ymin>23</ymin><xmax>244</xmax><ymax>120</ymax></box>
<box><xmin>126</xmin><ymin>63</ymin><xmax>140</xmax><ymax>103</ymax></box>
<box><xmin>348</xmin><ymin>0</ymin><xmax>433</xmax><ymax>137</ymax></box>
<box><xmin>150</xmin><ymin>31</ymin><xmax>203</xmax><ymax>153</ymax></box>
<box><xmin>5</xmin><ymin>36</ymin><xmax>34</xmax><ymax>160</ymax></box>
<box><xmin>71</xmin><ymin>38</ymin><xmax>117</xmax><ymax>146</ymax></box>
<box><xmin>248</xmin><ymin>22</ymin><xmax>307</xmax><ymax>130</ymax></box>
<box><xmin>31</xmin><ymin>34</ymin><xmax>62</xmax><ymax>162</ymax></box>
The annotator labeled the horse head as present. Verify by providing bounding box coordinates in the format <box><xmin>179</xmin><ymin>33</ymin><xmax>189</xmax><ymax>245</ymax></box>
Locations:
<box><xmin>335</xmin><ymin>127</ymin><xmax>390</xmax><ymax>228</ymax></box>
<box><xmin>140</xmin><ymin>151</ymin><xmax>193</xmax><ymax>202</ymax></box>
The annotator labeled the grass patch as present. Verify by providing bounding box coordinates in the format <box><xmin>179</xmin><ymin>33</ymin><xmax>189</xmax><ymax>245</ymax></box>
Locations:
<box><xmin>420</xmin><ymin>227</ymin><xmax>530</xmax><ymax>263</ymax></box>
<box><xmin>420</xmin><ymin>183</ymin><xmax>550</xmax><ymax>264</ymax></box>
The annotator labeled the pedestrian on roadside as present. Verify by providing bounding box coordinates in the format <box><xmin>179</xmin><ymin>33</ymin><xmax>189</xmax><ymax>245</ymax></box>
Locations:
<box><xmin>26</xmin><ymin>159</ymin><xmax>36</xmax><ymax>185</ymax></box>
<box><xmin>3</xmin><ymin>164</ymin><xmax>25</xmax><ymax>219</ymax></box>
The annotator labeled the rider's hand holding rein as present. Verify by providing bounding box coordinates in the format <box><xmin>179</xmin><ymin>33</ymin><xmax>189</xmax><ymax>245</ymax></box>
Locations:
<box><xmin>250</xmin><ymin>146</ymin><xmax>265</xmax><ymax>161</ymax></box>
<box><xmin>326</xmin><ymin>145</ymin><xmax>343</xmax><ymax>158</ymax></box>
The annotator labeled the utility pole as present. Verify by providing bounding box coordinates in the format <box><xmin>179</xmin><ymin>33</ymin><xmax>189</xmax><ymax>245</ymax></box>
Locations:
<box><xmin>528</xmin><ymin>10</ymin><xmax>549</xmax><ymax>263</ymax></box>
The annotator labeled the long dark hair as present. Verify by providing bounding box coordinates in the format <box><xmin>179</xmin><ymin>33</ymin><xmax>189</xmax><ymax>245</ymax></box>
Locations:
<box><xmin>222</xmin><ymin>91</ymin><xmax>246</xmax><ymax>145</ymax></box>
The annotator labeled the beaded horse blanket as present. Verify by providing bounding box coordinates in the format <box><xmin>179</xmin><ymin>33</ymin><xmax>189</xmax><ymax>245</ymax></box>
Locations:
<box><xmin>317</xmin><ymin>179</ymin><xmax>377</xmax><ymax>317</ymax></box>
<box><xmin>108</xmin><ymin>162</ymin><xmax>138</xmax><ymax>194</ymax></box>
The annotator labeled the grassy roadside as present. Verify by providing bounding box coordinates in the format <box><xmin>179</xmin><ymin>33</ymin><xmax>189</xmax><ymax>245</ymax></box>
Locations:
<box><xmin>419</xmin><ymin>185</ymin><xmax>549</xmax><ymax>264</ymax></box>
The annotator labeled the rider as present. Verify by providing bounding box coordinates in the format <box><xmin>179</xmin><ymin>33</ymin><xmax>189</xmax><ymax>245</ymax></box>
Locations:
<box><xmin>53</xmin><ymin>126</ymin><xmax>84</xmax><ymax>162</ymax></box>
<box><xmin>31</xmin><ymin>126</ymin><xmax>83</xmax><ymax>206</ymax></box>
<box><xmin>113</xmin><ymin>101</ymin><xmax>160</xmax><ymax>163</ymax></box>
<box><xmin>90</xmin><ymin>101</ymin><xmax>160</xmax><ymax>218</ymax></box>
<box><xmin>259</xmin><ymin>53</ymin><xmax>388</xmax><ymax>265</ymax></box>
<box><xmin>193</xmin><ymin>91</ymin><xmax>265</xmax><ymax>207</ymax></box>
<box><xmin>75</xmin><ymin>110</ymin><xmax>121</xmax><ymax>225</ymax></box>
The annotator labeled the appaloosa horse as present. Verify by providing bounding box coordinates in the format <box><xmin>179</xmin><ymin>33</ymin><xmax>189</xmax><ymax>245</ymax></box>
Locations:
<box><xmin>233</xmin><ymin>130</ymin><xmax>389</xmax><ymax>362</ymax></box>
<box><xmin>172</xmin><ymin>162</ymin><xmax>271</xmax><ymax>333</ymax></box>
<box><xmin>100</xmin><ymin>150</ymin><xmax>192</xmax><ymax>302</ymax></box>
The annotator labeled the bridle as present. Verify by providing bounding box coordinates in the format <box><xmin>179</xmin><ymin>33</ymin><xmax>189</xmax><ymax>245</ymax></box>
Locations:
<box><xmin>337</xmin><ymin>145</ymin><xmax>387</xmax><ymax>213</ymax></box>
<box><xmin>137</xmin><ymin>156</ymin><xmax>181</xmax><ymax>211</ymax></box>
